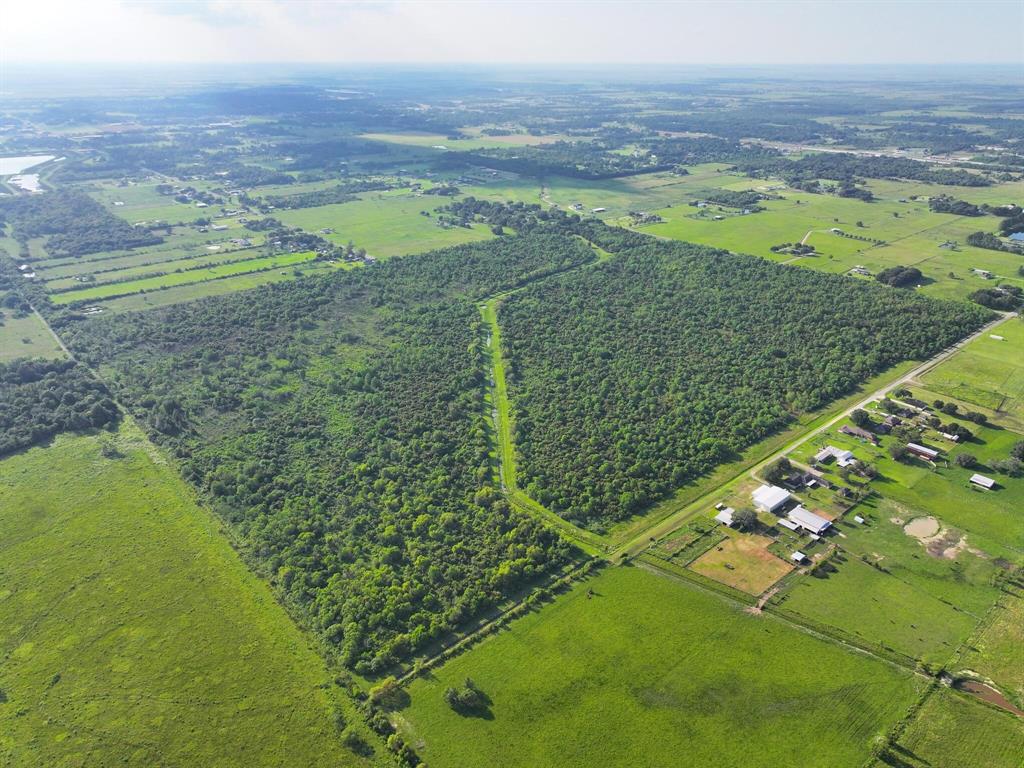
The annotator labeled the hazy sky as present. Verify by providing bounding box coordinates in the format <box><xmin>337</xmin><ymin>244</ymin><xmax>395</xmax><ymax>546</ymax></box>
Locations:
<box><xmin>4</xmin><ymin>0</ymin><xmax>1023</xmax><ymax>66</ymax></box>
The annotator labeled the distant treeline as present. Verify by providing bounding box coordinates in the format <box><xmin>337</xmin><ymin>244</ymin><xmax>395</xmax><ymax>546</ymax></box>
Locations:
<box><xmin>0</xmin><ymin>190</ymin><xmax>163</xmax><ymax>257</ymax></box>
<box><xmin>736</xmin><ymin>152</ymin><xmax>992</xmax><ymax>187</ymax></box>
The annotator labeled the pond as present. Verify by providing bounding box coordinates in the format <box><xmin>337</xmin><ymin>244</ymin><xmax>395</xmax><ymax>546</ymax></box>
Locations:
<box><xmin>0</xmin><ymin>155</ymin><xmax>56</xmax><ymax>175</ymax></box>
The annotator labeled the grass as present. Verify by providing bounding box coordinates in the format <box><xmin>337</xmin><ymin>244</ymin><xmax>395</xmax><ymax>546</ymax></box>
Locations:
<box><xmin>889</xmin><ymin>689</ymin><xmax>1024</xmax><ymax>768</ymax></box>
<box><xmin>275</xmin><ymin>192</ymin><xmax>494</xmax><ymax>258</ymax></box>
<box><xmin>0</xmin><ymin>311</ymin><xmax>64</xmax><ymax>362</ymax></box>
<box><xmin>51</xmin><ymin>251</ymin><xmax>319</xmax><ymax>304</ymax></box>
<box><xmin>688</xmin><ymin>533</ymin><xmax>793</xmax><ymax>595</ymax></box>
<box><xmin>774</xmin><ymin>504</ymin><xmax>999</xmax><ymax>666</ymax></box>
<box><xmin>918</xmin><ymin>316</ymin><xmax>1024</xmax><ymax>429</ymax></box>
<box><xmin>956</xmin><ymin>588</ymin><xmax>1024</xmax><ymax>708</ymax></box>
<box><xmin>398</xmin><ymin>566</ymin><xmax>923</xmax><ymax>768</ymax></box>
<box><xmin>88</xmin><ymin>262</ymin><xmax>342</xmax><ymax>313</ymax></box>
<box><xmin>0</xmin><ymin>421</ymin><xmax>379</xmax><ymax>767</ymax></box>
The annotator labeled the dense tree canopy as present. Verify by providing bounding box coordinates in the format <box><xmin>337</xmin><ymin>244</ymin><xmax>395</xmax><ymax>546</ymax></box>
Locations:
<box><xmin>498</xmin><ymin>241</ymin><xmax>990</xmax><ymax>528</ymax></box>
<box><xmin>64</xmin><ymin>234</ymin><xmax>594</xmax><ymax>671</ymax></box>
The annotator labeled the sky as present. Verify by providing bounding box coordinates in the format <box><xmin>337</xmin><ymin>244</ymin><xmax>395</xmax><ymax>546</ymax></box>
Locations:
<box><xmin>3</xmin><ymin>0</ymin><xmax>1022</xmax><ymax>67</ymax></box>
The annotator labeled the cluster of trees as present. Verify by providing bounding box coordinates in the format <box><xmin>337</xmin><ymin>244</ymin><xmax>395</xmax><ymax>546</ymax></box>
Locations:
<box><xmin>441</xmin><ymin>142</ymin><xmax>668</xmax><ymax>179</ymax></box>
<box><xmin>261</xmin><ymin>181</ymin><xmax>392</xmax><ymax>211</ymax></box>
<box><xmin>0</xmin><ymin>359</ymin><xmax>119</xmax><ymax>456</ymax></box>
<box><xmin>966</xmin><ymin>231</ymin><xmax>1016</xmax><ymax>252</ymax></box>
<box><xmin>736</xmin><ymin>153</ymin><xmax>992</xmax><ymax>188</ymax></box>
<box><xmin>497</xmin><ymin>240</ymin><xmax>989</xmax><ymax>528</ymax></box>
<box><xmin>0</xmin><ymin>190</ymin><xmax>163</xmax><ymax>257</ymax></box>
<box><xmin>64</xmin><ymin>233</ymin><xmax>597</xmax><ymax>671</ymax></box>
<box><xmin>875</xmin><ymin>265</ymin><xmax>923</xmax><ymax>287</ymax></box>
<box><xmin>928</xmin><ymin>195</ymin><xmax>983</xmax><ymax>216</ymax></box>
<box><xmin>970</xmin><ymin>285</ymin><xmax>1023</xmax><ymax>310</ymax></box>
<box><xmin>444</xmin><ymin>678</ymin><xmax>489</xmax><ymax>714</ymax></box>
<box><xmin>692</xmin><ymin>190</ymin><xmax>765</xmax><ymax>210</ymax></box>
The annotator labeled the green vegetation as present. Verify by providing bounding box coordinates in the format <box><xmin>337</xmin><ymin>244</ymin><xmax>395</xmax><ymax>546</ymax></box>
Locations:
<box><xmin>889</xmin><ymin>690</ymin><xmax>1024</xmax><ymax>768</ymax></box>
<box><xmin>63</xmin><ymin>235</ymin><xmax>595</xmax><ymax>672</ymax></box>
<box><xmin>0</xmin><ymin>359</ymin><xmax>118</xmax><ymax>455</ymax></box>
<box><xmin>0</xmin><ymin>423</ymin><xmax>377</xmax><ymax>767</ymax></box>
<box><xmin>498</xmin><ymin>239</ymin><xmax>988</xmax><ymax>527</ymax></box>
<box><xmin>400</xmin><ymin>566</ymin><xmax>923</xmax><ymax>768</ymax></box>
<box><xmin>957</xmin><ymin>589</ymin><xmax>1024</xmax><ymax>708</ymax></box>
<box><xmin>0</xmin><ymin>310</ymin><xmax>63</xmax><ymax>361</ymax></box>
<box><xmin>51</xmin><ymin>251</ymin><xmax>319</xmax><ymax>304</ymax></box>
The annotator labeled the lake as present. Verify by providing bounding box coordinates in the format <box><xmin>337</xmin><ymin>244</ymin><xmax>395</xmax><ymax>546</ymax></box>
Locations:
<box><xmin>0</xmin><ymin>155</ymin><xmax>56</xmax><ymax>175</ymax></box>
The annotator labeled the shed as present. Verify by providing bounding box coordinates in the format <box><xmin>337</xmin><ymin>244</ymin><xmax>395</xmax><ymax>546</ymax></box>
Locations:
<box><xmin>1008</xmin><ymin>232</ymin><xmax>1024</xmax><ymax>242</ymax></box>
<box><xmin>714</xmin><ymin>507</ymin><xmax>735</xmax><ymax>526</ymax></box>
<box><xmin>788</xmin><ymin>505</ymin><xmax>832</xmax><ymax>536</ymax></box>
<box><xmin>853</xmin><ymin>515</ymin><xmax>865</xmax><ymax>524</ymax></box>
<box><xmin>907</xmin><ymin>442</ymin><xmax>939</xmax><ymax>461</ymax></box>
<box><xmin>791</xmin><ymin>551</ymin><xmax>808</xmax><ymax>564</ymax></box>
<box><xmin>778</xmin><ymin>518</ymin><xmax>800</xmax><ymax>532</ymax></box>
<box><xmin>752</xmin><ymin>484</ymin><xmax>791</xmax><ymax>513</ymax></box>
<box><xmin>969</xmin><ymin>473</ymin><xmax>995</xmax><ymax>489</ymax></box>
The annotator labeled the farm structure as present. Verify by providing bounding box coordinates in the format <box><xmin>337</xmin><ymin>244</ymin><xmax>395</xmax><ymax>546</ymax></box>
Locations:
<box><xmin>815</xmin><ymin>445</ymin><xmax>857</xmax><ymax>467</ymax></box>
<box><xmin>787</xmin><ymin>505</ymin><xmax>833</xmax><ymax>536</ymax></box>
<box><xmin>752</xmin><ymin>484</ymin><xmax>791</xmax><ymax>513</ymax></box>
<box><xmin>907</xmin><ymin>442</ymin><xmax>940</xmax><ymax>461</ymax></box>
<box><xmin>970</xmin><ymin>473</ymin><xmax>995</xmax><ymax>489</ymax></box>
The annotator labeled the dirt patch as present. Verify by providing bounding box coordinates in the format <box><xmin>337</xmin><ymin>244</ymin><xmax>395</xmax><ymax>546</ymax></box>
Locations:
<box><xmin>904</xmin><ymin>516</ymin><xmax>967</xmax><ymax>559</ymax></box>
<box><xmin>689</xmin><ymin>534</ymin><xmax>793</xmax><ymax>595</ymax></box>
<box><xmin>889</xmin><ymin>516</ymin><xmax>904</xmax><ymax>526</ymax></box>
<box><xmin>955</xmin><ymin>680</ymin><xmax>1024</xmax><ymax>717</ymax></box>
<box><xmin>904</xmin><ymin>516</ymin><xmax>940</xmax><ymax>539</ymax></box>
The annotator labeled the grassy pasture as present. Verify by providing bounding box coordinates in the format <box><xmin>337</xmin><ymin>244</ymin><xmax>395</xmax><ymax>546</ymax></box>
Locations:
<box><xmin>0</xmin><ymin>422</ymin><xmax>376</xmax><ymax>767</ymax></box>
<box><xmin>360</xmin><ymin>131</ymin><xmax>567</xmax><ymax>150</ymax></box>
<box><xmin>957</xmin><ymin>588</ymin><xmax>1024</xmax><ymax>708</ymax></box>
<box><xmin>0</xmin><ymin>311</ymin><xmax>64</xmax><ymax>362</ymax></box>
<box><xmin>89</xmin><ymin>262</ymin><xmax>342</xmax><ymax>313</ymax></box>
<box><xmin>51</xmin><ymin>251</ymin><xmax>318</xmax><ymax>304</ymax></box>
<box><xmin>399</xmin><ymin>566</ymin><xmax>922</xmax><ymax>768</ymax></box>
<box><xmin>774</xmin><ymin>492</ymin><xmax>1005</xmax><ymax>665</ymax></box>
<box><xmin>44</xmin><ymin>247</ymin><xmax>264</xmax><ymax>291</ymax></box>
<box><xmin>918</xmin><ymin>317</ymin><xmax>1024</xmax><ymax>428</ymax></box>
<box><xmin>275</xmin><ymin>193</ymin><xmax>494</xmax><ymax>258</ymax></box>
<box><xmin>888</xmin><ymin>690</ymin><xmax>1024</xmax><ymax>768</ymax></box>
<box><xmin>88</xmin><ymin>181</ymin><xmax>204</xmax><ymax>224</ymax></box>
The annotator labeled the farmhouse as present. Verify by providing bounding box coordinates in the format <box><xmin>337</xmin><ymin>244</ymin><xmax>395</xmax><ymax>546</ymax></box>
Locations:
<box><xmin>787</xmin><ymin>505</ymin><xmax>832</xmax><ymax>536</ymax></box>
<box><xmin>752</xmin><ymin>484</ymin><xmax>791</xmax><ymax>513</ymax></box>
<box><xmin>714</xmin><ymin>507</ymin><xmax>735</xmax><ymax>526</ymax></box>
<box><xmin>814</xmin><ymin>445</ymin><xmax>856</xmax><ymax>467</ymax></box>
<box><xmin>907</xmin><ymin>442</ymin><xmax>939</xmax><ymax>461</ymax></box>
<box><xmin>969</xmin><ymin>473</ymin><xmax>995</xmax><ymax>489</ymax></box>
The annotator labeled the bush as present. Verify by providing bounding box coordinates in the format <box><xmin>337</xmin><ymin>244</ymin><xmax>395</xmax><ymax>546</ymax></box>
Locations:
<box><xmin>954</xmin><ymin>452</ymin><xmax>978</xmax><ymax>469</ymax></box>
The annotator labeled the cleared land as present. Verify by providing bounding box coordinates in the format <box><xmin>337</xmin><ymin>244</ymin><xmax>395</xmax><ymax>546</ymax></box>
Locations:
<box><xmin>0</xmin><ymin>421</ymin><xmax>376</xmax><ymax>767</ymax></box>
<box><xmin>399</xmin><ymin>566</ymin><xmax>923</xmax><ymax>768</ymax></box>
<box><xmin>688</xmin><ymin>533</ymin><xmax>793</xmax><ymax>594</ymax></box>
<box><xmin>0</xmin><ymin>311</ymin><xmax>64</xmax><ymax>362</ymax></box>
<box><xmin>889</xmin><ymin>690</ymin><xmax>1024</xmax><ymax>768</ymax></box>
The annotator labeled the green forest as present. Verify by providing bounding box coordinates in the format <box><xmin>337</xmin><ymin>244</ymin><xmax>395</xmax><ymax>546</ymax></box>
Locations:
<box><xmin>62</xmin><ymin>234</ymin><xmax>595</xmax><ymax>672</ymax></box>
<box><xmin>498</xmin><ymin>241</ymin><xmax>990</xmax><ymax>528</ymax></box>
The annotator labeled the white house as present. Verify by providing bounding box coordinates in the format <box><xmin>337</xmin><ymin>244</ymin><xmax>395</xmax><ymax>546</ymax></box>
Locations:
<box><xmin>787</xmin><ymin>505</ymin><xmax>832</xmax><ymax>536</ymax></box>
<box><xmin>969</xmin><ymin>473</ymin><xmax>995</xmax><ymax>490</ymax></box>
<box><xmin>752</xmin><ymin>484</ymin><xmax>791</xmax><ymax>513</ymax></box>
<box><xmin>814</xmin><ymin>445</ymin><xmax>856</xmax><ymax>467</ymax></box>
<box><xmin>791</xmin><ymin>551</ymin><xmax>808</xmax><ymax>564</ymax></box>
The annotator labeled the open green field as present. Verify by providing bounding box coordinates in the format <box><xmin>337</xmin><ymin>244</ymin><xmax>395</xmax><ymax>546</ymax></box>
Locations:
<box><xmin>276</xmin><ymin>192</ymin><xmax>495</xmax><ymax>258</ymax></box>
<box><xmin>0</xmin><ymin>421</ymin><xmax>377</xmax><ymax>767</ymax></box>
<box><xmin>957</xmin><ymin>589</ymin><xmax>1024</xmax><ymax>708</ymax></box>
<box><xmin>51</xmin><ymin>251</ymin><xmax>318</xmax><ymax>304</ymax></box>
<box><xmin>0</xmin><ymin>311</ymin><xmax>64</xmax><ymax>362</ymax></box>
<box><xmin>88</xmin><ymin>181</ymin><xmax>207</xmax><ymax>224</ymax></box>
<box><xmin>918</xmin><ymin>317</ymin><xmax>1024</xmax><ymax>429</ymax></box>
<box><xmin>360</xmin><ymin>131</ymin><xmax>568</xmax><ymax>150</ymax></box>
<box><xmin>888</xmin><ymin>690</ymin><xmax>1024</xmax><ymax>768</ymax></box>
<box><xmin>85</xmin><ymin>261</ymin><xmax>343</xmax><ymax>313</ymax></box>
<box><xmin>774</xmin><ymin>493</ymin><xmax>1004</xmax><ymax>665</ymax></box>
<box><xmin>398</xmin><ymin>566</ymin><xmax>923</xmax><ymax>768</ymax></box>
<box><xmin>44</xmin><ymin>247</ymin><xmax>264</xmax><ymax>291</ymax></box>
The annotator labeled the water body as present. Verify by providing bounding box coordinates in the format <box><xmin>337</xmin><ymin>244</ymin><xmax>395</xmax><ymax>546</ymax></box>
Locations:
<box><xmin>10</xmin><ymin>174</ymin><xmax>42</xmax><ymax>192</ymax></box>
<box><xmin>0</xmin><ymin>155</ymin><xmax>55</xmax><ymax>175</ymax></box>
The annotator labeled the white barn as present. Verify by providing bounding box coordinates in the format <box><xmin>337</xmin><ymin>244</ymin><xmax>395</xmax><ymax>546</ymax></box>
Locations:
<box><xmin>752</xmin><ymin>484</ymin><xmax>791</xmax><ymax>513</ymax></box>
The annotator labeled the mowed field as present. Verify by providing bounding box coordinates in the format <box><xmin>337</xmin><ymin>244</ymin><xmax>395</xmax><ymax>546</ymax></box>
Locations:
<box><xmin>918</xmin><ymin>316</ymin><xmax>1024</xmax><ymax>430</ymax></box>
<box><xmin>0</xmin><ymin>311</ymin><xmax>64</xmax><ymax>362</ymax></box>
<box><xmin>275</xmin><ymin>192</ymin><xmax>495</xmax><ymax>258</ymax></box>
<box><xmin>0</xmin><ymin>421</ymin><xmax>379</xmax><ymax>768</ymax></box>
<box><xmin>957</xmin><ymin>588</ymin><xmax>1024</xmax><ymax>709</ymax></box>
<box><xmin>398</xmin><ymin>566</ymin><xmax>923</xmax><ymax>768</ymax></box>
<box><xmin>886</xmin><ymin>690</ymin><xmax>1024</xmax><ymax>768</ymax></box>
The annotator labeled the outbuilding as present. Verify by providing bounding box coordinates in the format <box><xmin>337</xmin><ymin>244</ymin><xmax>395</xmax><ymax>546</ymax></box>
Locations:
<box><xmin>791</xmin><ymin>551</ymin><xmax>808</xmax><ymax>564</ymax></box>
<box><xmin>714</xmin><ymin>507</ymin><xmax>735</xmax><ymax>526</ymax></box>
<box><xmin>907</xmin><ymin>442</ymin><xmax>939</xmax><ymax>461</ymax></box>
<box><xmin>752</xmin><ymin>484</ymin><xmax>791</xmax><ymax>513</ymax></box>
<box><xmin>969</xmin><ymin>473</ymin><xmax>995</xmax><ymax>489</ymax></box>
<box><xmin>787</xmin><ymin>505</ymin><xmax>832</xmax><ymax>536</ymax></box>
